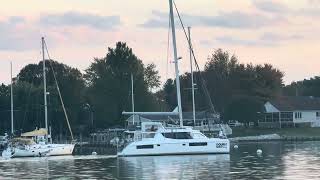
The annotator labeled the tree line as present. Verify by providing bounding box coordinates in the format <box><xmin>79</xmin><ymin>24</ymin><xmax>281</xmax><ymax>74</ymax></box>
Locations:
<box><xmin>0</xmin><ymin>42</ymin><xmax>318</xmax><ymax>135</ymax></box>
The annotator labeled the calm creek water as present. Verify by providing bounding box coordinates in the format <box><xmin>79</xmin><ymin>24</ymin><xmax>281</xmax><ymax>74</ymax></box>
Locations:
<box><xmin>1</xmin><ymin>141</ymin><xmax>320</xmax><ymax>179</ymax></box>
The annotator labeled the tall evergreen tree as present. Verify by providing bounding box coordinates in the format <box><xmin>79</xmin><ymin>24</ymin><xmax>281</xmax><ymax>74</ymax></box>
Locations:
<box><xmin>85</xmin><ymin>42</ymin><xmax>160</xmax><ymax>127</ymax></box>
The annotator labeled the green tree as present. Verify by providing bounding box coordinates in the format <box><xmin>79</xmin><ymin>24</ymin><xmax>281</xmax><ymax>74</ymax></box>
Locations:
<box><xmin>283</xmin><ymin>76</ymin><xmax>320</xmax><ymax>97</ymax></box>
<box><xmin>0</xmin><ymin>84</ymin><xmax>10</xmax><ymax>134</ymax></box>
<box><xmin>174</xmin><ymin>48</ymin><xmax>285</xmax><ymax>124</ymax></box>
<box><xmin>85</xmin><ymin>42</ymin><xmax>160</xmax><ymax>128</ymax></box>
<box><xmin>224</xmin><ymin>96</ymin><xmax>264</xmax><ymax>125</ymax></box>
<box><xmin>204</xmin><ymin>49</ymin><xmax>238</xmax><ymax>113</ymax></box>
<box><xmin>16</xmin><ymin>60</ymin><xmax>86</xmax><ymax>135</ymax></box>
<box><xmin>144</xmin><ymin>63</ymin><xmax>161</xmax><ymax>91</ymax></box>
<box><xmin>162</xmin><ymin>79</ymin><xmax>176</xmax><ymax>111</ymax></box>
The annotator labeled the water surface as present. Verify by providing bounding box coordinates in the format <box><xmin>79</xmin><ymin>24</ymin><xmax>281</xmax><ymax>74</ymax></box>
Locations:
<box><xmin>1</xmin><ymin>141</ymin><xmax>320</xmax><ymax>179</ymax></box>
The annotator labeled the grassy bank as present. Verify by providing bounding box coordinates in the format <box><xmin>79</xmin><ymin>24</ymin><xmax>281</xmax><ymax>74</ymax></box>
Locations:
<box><xmin>231</xmin><ymin>127</ymin><xmax>320</xmax><ymax>138</ymax></box>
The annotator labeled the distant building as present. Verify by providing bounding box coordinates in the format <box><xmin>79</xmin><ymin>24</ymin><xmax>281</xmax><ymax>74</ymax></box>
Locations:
<box><xmin>90</xmin><ymin>128</ymin><xmax>126</xmax><ymax>145</ymax></box>
<box><xmin>258</xmin><ymin>96</ymin><xmax>320</xmax><ymax>128</ymax></box>
<box><xmin>227</xmin><ymin>120</ymin><xmax>244</xmax><ymax>127</ymax></box>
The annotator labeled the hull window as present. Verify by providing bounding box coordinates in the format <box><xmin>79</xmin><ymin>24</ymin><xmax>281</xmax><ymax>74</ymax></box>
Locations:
<box><xmin>189</xmin><ymin>142</ymin><xmax>207</xmax><ymax>146</ymax></box>
<box><xmin>136</xmin><ymin>145</ymin><xmax>154</xmax><ymax>149</ymax></box>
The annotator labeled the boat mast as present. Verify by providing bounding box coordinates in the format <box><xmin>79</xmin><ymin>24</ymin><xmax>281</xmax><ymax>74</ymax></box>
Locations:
<box><xmin>131</xmin><ymin>73</ymin><xmax>135</xmax><ymax>125</ymax></box>
<box><xmin>169</xmin><ymin>0</ymin><xmax>183</xmax><ymax>127</ymax></box>
<box><xmin>42</xmin><ymin>37</ymin><xmax>48</xmax><ymax>142</ymax></box>
<box><xmin>10</xmin><ymin>62</ymin><xmax>14</xmax><ymax>134</ymax></box>
<box><xmin>188</xmin><ymin>27</ymin><xmax>196</xmax><ymax>126</ymax></box>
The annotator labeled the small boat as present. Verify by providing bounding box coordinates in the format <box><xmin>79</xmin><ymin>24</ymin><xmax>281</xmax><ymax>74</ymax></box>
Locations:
<box><xmin>2</xmin><ymin>137</ymin><xmax>52</xmax><ymax>158</ymax></box>
<box><xmin>2</xmin><ymin>129</ymin><xmax>74</xmax><ymax>158</ymax></box>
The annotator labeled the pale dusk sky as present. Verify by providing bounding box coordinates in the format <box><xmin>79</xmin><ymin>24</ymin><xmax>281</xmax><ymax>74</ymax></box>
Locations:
<box><xmin>1</xmin><ymin>0</ymin><xmax>320</xmax><ymax>85</ymax></box>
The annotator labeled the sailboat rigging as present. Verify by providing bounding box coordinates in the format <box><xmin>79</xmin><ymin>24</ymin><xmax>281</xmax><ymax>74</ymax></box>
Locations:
<box><xmin>10</xmin><ymin>62</ymin><xmax>14</xmax><ymax>135</ymax></box>
<box><xmin>2</xmin><ymin>37</ymin><xmax>75</xmax><ymax>158</ymax></box>
<box><xmin>43</xmin><ymin>38</ymin><xmax>74</xmax><ymax>141</ymax></box>
<box><xmin>173</xmin><ymin>1</ymin><xmax>217</xmax><ymax>115</ymax></box>
<box><xmin>188</xmin><ymin>27</ymin><xmax>196</xmax><ymax>126</ymax></box>
<box><xmin>117</xmin><ymin>0</ymin><xmax>230</xmax><ymax>157</ymax></box>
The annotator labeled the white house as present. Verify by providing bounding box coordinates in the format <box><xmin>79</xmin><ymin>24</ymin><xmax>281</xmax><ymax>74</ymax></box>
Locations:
<box><xmin>259</xmin><ymin>96</ymin><xmax>320</xmax><ymax>128</ymax></box>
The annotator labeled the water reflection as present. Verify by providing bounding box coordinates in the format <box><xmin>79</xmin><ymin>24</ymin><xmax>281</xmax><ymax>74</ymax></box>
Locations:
<box><xmin>0</xmin><ymin>156</ymin><xmax>76</xmax><ymax>179</ymax></box>
<box><xmin>1</xmin><ymin>142</ymin><xmax>320</xmax><ymax>179</ymax></box>
<box><xmin>0</xmin><ymin>155</ymin><xmax>116</xmax><ymax>179</ymax></box>
<box><xmin>281</xmin><ymin>143</ymin><xmax>320</xmax><ymax>180</ymax></box>
<box><xmin>229</xmin><ymin>141</ymin><xmax>285</xmax><ymax>179</ymax></box>
<box><xmin>118</xmin><ymin>154</ymin><xmax>230</xmax><ymax>179</ymax></box>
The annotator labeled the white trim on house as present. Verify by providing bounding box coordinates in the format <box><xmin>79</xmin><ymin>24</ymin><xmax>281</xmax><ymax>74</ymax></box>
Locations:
<box><xmin>264</xmin><ymin>102</ymin><xmax>280</xmax><ymax>112</ymax></box>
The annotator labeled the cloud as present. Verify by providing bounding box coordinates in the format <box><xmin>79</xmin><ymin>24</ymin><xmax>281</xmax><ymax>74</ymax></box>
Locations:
<box><xmin>253</xmin><ymin>0</ymin><xmax>320</xmax><ymax>17</ymax></box>
<box><xmin>140</xmin><ymin>10</ymin><xmax>285</xmax><ymax>29</ymax></box>
<box><xmin>308</xmin><ymin>0</ymin><xmax>320</xmax><ymax>5</ymax></box>
<box><xmin>7</xmin><ymin>16</ymin><xmax>25</xmax><ymax>24</ymax></box>
<box><xmin>215</xmin><ymin>36</ymin><xmax>262</xmax><ymax>46</ymax></box>
<box><xmin>0</xmin><ymin>12</ymin><xmax>122</xmax><ymax>51</ymax></box>
<box><xmin>253</xmin><ymin>1</ymin><xmax>289</xmax><ymax>13</ymax></box>
<box><xmin>39</xmin><ymin>12</ymin><xmax>121</xmax><ymax>30</ymax></box>
<box><xmin>0</xmin><ymin>17</ymin><xmax>40</xmax><ymax>51</ymax></box>
<box><xmin>214</xmin><ymin>33</ymin><xmax>303</xmax><ymax>47</ymax></box>
<box><xmin>297</xmin><ymin>8</ymin><xmax>320</xmax><ymax>16</ymax></box>
<box><xmin>260</xmin><ymin>33</ymin><xmax>303</xmax><ymax>42</ymax></box>
<box><xmin>139</xmin><ymin>11</ymin><xmax>172</xmax><ymax>28</ymax></box>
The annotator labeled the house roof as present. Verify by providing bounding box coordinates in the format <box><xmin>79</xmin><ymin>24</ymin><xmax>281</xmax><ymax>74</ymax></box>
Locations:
<box><xmin>268</xmin><ymin>96</ymin><xmax>320</xmax><ymax>111</ymax></box>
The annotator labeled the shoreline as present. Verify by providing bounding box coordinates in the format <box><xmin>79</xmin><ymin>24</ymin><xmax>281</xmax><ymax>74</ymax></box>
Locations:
<box><xmin>230</xmin><ymin>133</ymin><xmax>320</xmax><ymax>142</ymax></box>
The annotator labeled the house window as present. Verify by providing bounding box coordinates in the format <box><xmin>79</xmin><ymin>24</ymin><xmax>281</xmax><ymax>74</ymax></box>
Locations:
<box><xmin>265</xmin><ymin>113</ymin><xmax>273</xmax><ymax>122</ymax></box>
<box><xmin>280</xmin><ymin>112</ymin><xmax>293</xmax><ymax>122</ymax></box>
<box><xmin>317</xmin><ymin>112</ymin><xmax>320</xmax><ymax>117</ymax></box>
<box><xmin>295</xmin><ymin>112</ymin><xmax>302</xmax><ymax>119</ymax></box>
<box><xmin>272</xmin><ymin>113</ymin><xmax>279</xmax><ymax>122</ymax></box>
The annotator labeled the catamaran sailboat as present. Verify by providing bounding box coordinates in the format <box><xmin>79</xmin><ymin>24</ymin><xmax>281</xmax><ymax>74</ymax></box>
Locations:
<box><xmin>117</xmin><ymin>0</ymin><xmax>230</xmax><ymax>157</ymax></box>
<box><xmin>118</xmin><ymin>122</ymin><xmax>229</xmax><ymax>156</ymax></box>
<box><xmin>2</xmin><ymin>37</ymin><xmax>75</xmax><ymax>158</ymax></box>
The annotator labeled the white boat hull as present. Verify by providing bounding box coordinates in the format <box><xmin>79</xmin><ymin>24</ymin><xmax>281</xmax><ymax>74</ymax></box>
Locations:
<box><xmin>3</xmin><ymin>144</ymin><xmax>75</xmax><ymax>158</ymax></box>
<box><xmin>117</xmin><ymin>138</ymin><xmax>229</xmax><ymax>157</ymax></box>
<box><xmin>46</xmin><ymin>144</ymin><xmax>75</xmax><ymax>156</ymax></box>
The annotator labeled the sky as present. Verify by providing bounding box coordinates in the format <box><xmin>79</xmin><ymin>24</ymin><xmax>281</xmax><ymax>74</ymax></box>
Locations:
<box><xmin>1</xmin><ymin>0</ymin><xmax>320</xmax><ymax>85</ymax></box>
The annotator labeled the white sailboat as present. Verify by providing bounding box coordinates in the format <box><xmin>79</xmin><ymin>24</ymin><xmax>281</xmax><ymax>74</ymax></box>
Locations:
<box><xmin>117</xmin><ymin>0</ymin><xmax>230</xmax><ymax>157</ymax></box>
<box><xmin>2</xmin><ymin>37</ymin><xmax>75</xmax><ymax>158</ymax></box>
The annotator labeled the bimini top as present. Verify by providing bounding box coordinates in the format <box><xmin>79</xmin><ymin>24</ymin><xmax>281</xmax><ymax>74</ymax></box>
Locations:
<box><xmin>21</xmin><ymin>128</ymin><xmax>48</xmax><ymax>137</ymax></box>
<box><xmin>11</xmin><ymin>138</ymin><xmax>36</xmax><ymax>145</ymax></box>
